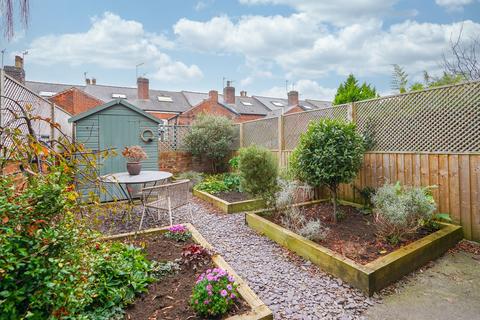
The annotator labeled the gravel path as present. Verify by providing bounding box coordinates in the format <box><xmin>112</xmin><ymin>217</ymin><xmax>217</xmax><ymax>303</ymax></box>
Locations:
<box><xmin>98</xmin><ymin>199</ymin><xmax>377</xmax><ymax>319</ymax></box>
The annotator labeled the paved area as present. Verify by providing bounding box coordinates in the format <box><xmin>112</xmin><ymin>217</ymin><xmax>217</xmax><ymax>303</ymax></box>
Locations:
<box><xmin>365</xmin><ymin>248</ymin><xmax>480</xmax><ymax>320</ymax></box>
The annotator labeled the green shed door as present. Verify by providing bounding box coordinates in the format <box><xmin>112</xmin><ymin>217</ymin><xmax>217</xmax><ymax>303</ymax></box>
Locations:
<box><xmin>99</xmin><ymin>114</ymin><xmax>140</xmax><ymax>201</ymax></box>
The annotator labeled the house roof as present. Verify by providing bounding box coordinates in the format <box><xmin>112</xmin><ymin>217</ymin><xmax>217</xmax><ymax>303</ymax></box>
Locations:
<box><xmin>26</xmin><ymin>80</ymin><xmax>85</xmax><ymax>97</ymax></box>
<box><xmin>69</xmin><ymin>99</ymin><xmax>162</xmax><ymax>124</ymax></box>
<box><xmin>182</xmin><ymin>91</ymin><xmax>269</xmax><ymax>115</ymax></box>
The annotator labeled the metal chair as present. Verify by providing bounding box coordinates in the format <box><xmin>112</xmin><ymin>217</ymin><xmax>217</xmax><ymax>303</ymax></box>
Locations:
<box><xmin>139</xmin><ymin>179</ymin><xmax>192</xmax><ymax>229</ymax></box>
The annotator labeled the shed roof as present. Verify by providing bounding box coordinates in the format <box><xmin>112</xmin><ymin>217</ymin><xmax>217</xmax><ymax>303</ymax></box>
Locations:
<box><xmin>69</xmin><ymin>99</ymin><xmax>162</xmax><ymax>124</ymax></box>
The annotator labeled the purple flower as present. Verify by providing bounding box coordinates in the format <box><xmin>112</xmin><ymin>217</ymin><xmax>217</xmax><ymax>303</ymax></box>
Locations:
<box><xmin>220</xmin><ymin>289</ymin><xmax>228</xmax><ymax>297</ymax></box>
<box><xmin>204</xmin><ymin>299</ymin><xmax>210</xmax><ymax>305</ymax></box>
<box><xmin>227</xmin><ymin>284</ymin><xmax>233</xmax><ymax>291</ymax></box>
<box><xmin>228</xmin><ymin>275</ymin><xmax>235</xmax><ymax>282</ymax></box>
<box><xmin>230</xmin><ymin>293</ymin><xmax>236</xmax><ymax>299</ymax></box>
<box><xmin>168</xmin><ymin>224</ymin><xmax>187</xmax><ymax>233</ymax></box>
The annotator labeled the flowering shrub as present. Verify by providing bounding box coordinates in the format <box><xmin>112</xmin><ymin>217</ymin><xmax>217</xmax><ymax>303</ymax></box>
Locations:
<box><xmin>122</xmin><ymin>145</ymin><xmax>148</xmax><ymax>162</ymax></box>
<box><xmin>191</xmin><ymin>268</ymin><xmax>238</xmax><ymax>317</ymax></box>
<box><xmin>164</xmin><ymin>224</ymin><xmax>192</xmax><ymax>242</ymax></box>
<box><xmin>181</xmin><ymin>244</ymin><xmax>212</xmax><ymax>270</ymax></box>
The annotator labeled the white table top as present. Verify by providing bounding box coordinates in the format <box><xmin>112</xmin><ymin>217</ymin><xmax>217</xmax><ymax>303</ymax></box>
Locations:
<box><xmin>100</xmin><ymin>170</ymin><xmax>173</xmax><ymax>184</ymax></box>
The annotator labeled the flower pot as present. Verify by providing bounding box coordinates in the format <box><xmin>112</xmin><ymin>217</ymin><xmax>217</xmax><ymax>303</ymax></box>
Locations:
<box><xmin>126</xmin><ymin>162</ymin><xmax>142</xmax><ymax>175</ymax></box>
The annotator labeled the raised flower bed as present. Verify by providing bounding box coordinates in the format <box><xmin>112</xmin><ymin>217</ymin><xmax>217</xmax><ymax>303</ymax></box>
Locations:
<box><xmin>246</xmin><ymin>200</ymin><xmax>463</xmax><ymax>296</ymax></box>
<box><xmin>103</xmin><ymin>224</ymin><xmax>272</xmax><ymax>319</ymax></box>
<box><xmin>194</xmin><ymin>188</ymin><xmax>265</xmax><ymax>214</ymax></box>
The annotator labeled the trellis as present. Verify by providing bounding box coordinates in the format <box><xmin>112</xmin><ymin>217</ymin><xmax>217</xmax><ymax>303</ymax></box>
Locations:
<box><xmin>242</xmin><ymin>117</ymin><xmax>279</xmax><ymax>150</ymax></box>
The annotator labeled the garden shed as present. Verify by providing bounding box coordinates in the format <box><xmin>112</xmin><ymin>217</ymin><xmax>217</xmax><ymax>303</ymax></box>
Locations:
<box><xmin>69</xmin><ymin>99</ymin><xmax>160</xmax><ymax>200</ymax></box>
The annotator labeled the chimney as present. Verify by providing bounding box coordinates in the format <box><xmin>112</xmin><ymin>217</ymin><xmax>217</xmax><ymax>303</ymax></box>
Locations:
<box><xmin>240</xmin><ymin>90</ymin><xmax>247</xmax><ymax>97</ymax></box>
<box><xmin>288</xmin><ymin>90</ymin><xmax>299</xmax><ymax>106</ymax></box>
<box><xmin>209</xmin><ymin>90</ymin><xmax>218</xmax><ymax>103</ymax></box>
<box><xmin>137</xmin><ymin>77</ymin><xmax>149</xmax><ymax>100</ymax></box>
<box><xmin>85</xmin><ymin>78</ymin><xmax>91</xmax><ymax>85</ymax></box>
<box><xmin>223</xmin><ymin>80</ymin><xmax>235</xmax><ymax>104</ymax></box>
<box><xmin>4</xmin><ymin>55</ymin><xmax>25</xmax><ymax>84</ymax></box>
<box><xmin>91</xmin><ymin>78</ymin><xmax>96</xmax><ymax>85</ymax></box>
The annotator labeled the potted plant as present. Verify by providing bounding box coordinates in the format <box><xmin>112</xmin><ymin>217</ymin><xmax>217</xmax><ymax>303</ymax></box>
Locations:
<box><xmin>122</xmin><ymin>145</ymin><xmax>147</xmax><ymax>175</ymax></box>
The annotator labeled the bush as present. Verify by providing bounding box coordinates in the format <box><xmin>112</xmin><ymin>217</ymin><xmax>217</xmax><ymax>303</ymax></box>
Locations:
<box><xmin>280</xmin><ymin>207</ymin><xmax>329</xmax><ymax>242</ymax></box>
<box><xmin>238</xmin><ymin>145</ymin><xmax>278</xmax><ymax>204</ymax></box>
<box><xmin>290</xmin><ymin>119</ymin><xmax>365</xmax><ymax>222</ymax></box>
<box><xmin>164</xmin><ymin>224</ymin><xmax>192</xmax><ymax>242</ymax></box>
<box><xmin>191</xmin><ymin>268</ymin><xmax>238</xmax><ymax>317</ymax></box>
<box><xmin>0</xmin><ymin>171</ymin><xmax>157</xmax><ymax>319</ymax></box>
<box><xmin>194</xmin><ymin>173</ymin><xmax>240</xmax><ymax>194</ymax></box>
<box><xmin>372</xmin><ymin>181</ymin><xmax>437</xmax><ymax>245</ymax></box>
<box><xmin>184</xmin><ymin>114</ymin><xmax>236</xmax><ymax>172</ymax></box>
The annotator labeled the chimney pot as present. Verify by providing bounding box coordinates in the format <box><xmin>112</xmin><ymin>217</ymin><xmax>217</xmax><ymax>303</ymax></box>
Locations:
<box><xmin>288</xmin><ymin>90</ymin><xmax>299</xmax><ymax>107</ymax></box>
<box><xmin>209</xmin><ymin>90</ymin><xmax>218</xmax><ymax>103</ymax></box>
<box><xmin>137</xmin><ymin>77</ymin><xmax>149</xmax><ymax>100</ymax></box>
<box><xmin>85</xmin><ymin>78</ymin><xmax>91</xmax><ymax>85</ymax></box>
<box><xmin>240</xmin><ymin>90</ymin><xmax>247</xmax><ymax>97</ymax></box>
<box><xmin>15</xmin><ymin>55</ymin><xmax>23</xmax><ymax>69</ymax></box>
<box><xmin>223</xmin><ymin>80</ymin><xmax>235</xmax><ymax>104</ymax></box>
<box><xmin>91</xmin><ymin>78</ymin><xmax>96</xmax><ymax>85</ymax></box>
<box><xmin>4</xmin><ymin>56</ymin><xmax>25</xmax><ymax>83</ymax></box>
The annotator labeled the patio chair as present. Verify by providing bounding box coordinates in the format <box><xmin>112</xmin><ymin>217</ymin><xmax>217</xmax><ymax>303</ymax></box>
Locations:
<box><xmin>139</xmin><ymin>179</ymin><xmax>192</xmax><ymax>229</ymax></box>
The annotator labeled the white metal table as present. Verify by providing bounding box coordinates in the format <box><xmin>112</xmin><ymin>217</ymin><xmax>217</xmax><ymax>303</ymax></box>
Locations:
<box><xmin>99</xmin><ymin>170</ymin><xmax>173</xmax><ymax>203</ymax></box>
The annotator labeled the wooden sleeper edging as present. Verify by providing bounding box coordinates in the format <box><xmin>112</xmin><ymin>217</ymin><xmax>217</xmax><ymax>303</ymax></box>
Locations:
<box><xmin>193</xmin><ymin>189</ymin><xmax>265</xmax><ymax>214</ymax></box>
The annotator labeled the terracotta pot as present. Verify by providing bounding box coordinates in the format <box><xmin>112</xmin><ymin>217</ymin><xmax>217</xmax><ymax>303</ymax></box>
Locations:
<box><xmin>126</xmin><ymin>162</ymin><xmax>142</xmax><ymax>175</ymax></box>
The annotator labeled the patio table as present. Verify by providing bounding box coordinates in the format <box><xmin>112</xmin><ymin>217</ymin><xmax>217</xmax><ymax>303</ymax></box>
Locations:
<box><xmin>99</xmin><ymin>170</ymin><xmax>173</xmax><ymax>203</ymax></box>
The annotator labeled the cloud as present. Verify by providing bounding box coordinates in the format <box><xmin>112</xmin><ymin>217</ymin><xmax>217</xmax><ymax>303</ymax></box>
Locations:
<box><xmin>174</xmin><ymin>11</ymin><xmax>480</xmax><ymax>80</ymax></box>
<box><xmin>239</xmin><ymin>0</ymin><xmax>399</xmax><ymax>26</ymax></box>
<box><xmin>435</xmin><ymin>0</ymin><xmax>474</xmax><ymax>11</ymax></box>
<box><xmin>260</xmin><ymin>79</ymin><xmax>336</xmax><ymax>100</ymax></box>
<box><xmin>28</xmin><ymin>12</ymin><xmax>202</xmax><ymax>82</ymax></box>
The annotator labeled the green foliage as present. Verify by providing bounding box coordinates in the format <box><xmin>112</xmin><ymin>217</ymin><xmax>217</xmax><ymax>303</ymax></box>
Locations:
<box><xmin>194</xmin><ymin>173</ymin><xmax>240</xmax><ymax>194</ymax></box>
<box><xmin>164</xmin><ymin>225</ymin><xmax>192</xmax><ymax>242</ymax></box>
<box><xmin>228</xmin><ymin>156</ymin><xmax>240</xmax><ymax>171</ymax></box>
<box><xmin>184</xmin><ymin>114</ymin><xmax>236</xmax><ymax>172</ymax></box>
<box><xmin>372</xmin><ymin>181</ymin><xmax>437</xmax><ymax>245</ymax></box>
<box><xmin>190</xmin><ymin>268</ymin><xmax>238</xmax><ymax>317</ymax></box>
<box><xmin>391</xmin><ymin>64</ymin><xmax>409</xmax><ymax>93</ymax></box>
<box><xmin>238</xmin><ymin>145</ymin><xmax>278</xmax><ymax>203</ymax></box>
<box><xmin>391</xmin><ymin>66</ymin><xmax>465</xmax><ymax>94</ymax></box>
<box><xmin>410</xmin><ymin>82</ymin><xmax>424</xmax><ymax>91</ymax></box>
<box><xmin>333</xmin><ymin>74</ymin><xmax>378</xmax><ymax>105</ymax></box>
<box><xmin>0</xmin><ymin>170</ymin><xmax>157</xmax><ymax>319</ymax></box>
<box><xmin>290</xmin><ymin>119</ymin><xmax>365</xmax><ymax>221</ymax></box>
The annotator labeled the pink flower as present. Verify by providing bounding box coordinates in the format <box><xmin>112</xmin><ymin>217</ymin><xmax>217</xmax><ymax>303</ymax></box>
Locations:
<box><xmin>220</xmin><ymin>289</ymin><xmax>228</xmax><ymax>297</ymax></box>
<box><xmin>204</xmin><ymin>299</ymin><xmax>210</xmax><ymax>305</ymax></box>
<box><xmin>206</xmin><ymin>284</ymin><xmax>212</xmax><ymax>291</ymax></box>
<box><xmin>228</xmin><ymin>275</ymin><xmax>235</xmax><ymax>282</ymax></box>
<box><xmin>227</xmin><ymin>284</ymin><xmax>233</xmax><ymax>291</ymax></box>
<box><xmin>230</xmin><ymin>293</ymin><xmax>236</xmax><ymax>299</ymax></box>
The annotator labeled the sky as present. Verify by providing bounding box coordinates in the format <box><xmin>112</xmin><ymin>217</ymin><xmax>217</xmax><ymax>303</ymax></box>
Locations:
<box><xmin>1</xmin><ymin>0</ymin><xmax>479</xmax><ymax>100</ymax></box>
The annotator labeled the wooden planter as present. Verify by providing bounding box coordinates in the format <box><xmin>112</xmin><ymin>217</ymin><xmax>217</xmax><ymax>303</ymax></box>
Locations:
<box><xmin>193</xmin><ymin>189</ymin><xmax>265</xmax><ymax>214</ymax></box>
<box><xmin>103</xmin><ymin>224</ymin><xmax>272</xmax><ymax>320</ymax></box>
<box><xmin>246</xmin><ymin>200</ymin><xmax>463</xmax><ymax>296</ymax></box>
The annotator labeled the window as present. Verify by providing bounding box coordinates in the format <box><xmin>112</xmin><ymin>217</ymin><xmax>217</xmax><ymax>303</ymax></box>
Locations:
<box><xmin>39</xmin><ymin>91</ymin><xmax>56</xmax><ymax>97</ymax></box>
<box><xmin>272</xmin><ymin>101</ymin><xmax>283</xmax><ymax>107</ymax></box>
<box><xmin>157</xmin><ymin>96</ymin><xmax>173</xmax><ymax>102</ymax></box>
<box><xmin>112</xmin><ymin>93</ymin><xmax>127</xmax><ymax>99</ymax></box>
<box><xmin>241</xmin><ymin>101</ymin><xmax>253</xmax><ymax>106</ymax></box>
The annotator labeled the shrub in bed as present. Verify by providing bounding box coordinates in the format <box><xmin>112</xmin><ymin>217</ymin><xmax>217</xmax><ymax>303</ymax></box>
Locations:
<box><xmin>181</xmin><ymin>244</ymin><xmax>212</xmax><ymax>270</ymax></box>
<box><xmin>184</xmin><ymin>114</ymin><xmax>237</xmax><ymax>173</ymax></box>
<box><xmin>238</xmin><ymin>145</ymin><xmax>278</xmax><ymax>205</ymax></box>
<box><xmin>372</xmin><ymin>181</ymin><xmax>437</xmax><ymax>245</ymax></box>
<box><xmin>164</xmin><ymin>224</ymin><xmax>192</xmax><ymax>242</ymax></box>
<box><xmin>0</xmin><ymin>170</ymin><xmax>157</xmax><ymax>319</ymax></box>
<box><xmin>194</xmin><ymin>173</ymin><xmax>240</xmax><ymax>194</ymax></box>
<box><xmin>290</xmin><ymin>119</ymin><xmax>365</xmax><ymax>222</ymax></box>
<box><xmin>191</xmin><ymin>268</ymin><xmax>238</xmax><ymax>317</ymax></box>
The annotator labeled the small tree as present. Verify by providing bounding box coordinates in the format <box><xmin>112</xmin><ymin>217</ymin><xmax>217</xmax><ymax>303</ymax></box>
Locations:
<box><xmin>333</xmin><ymin>74</ymin><xmax>377</xmax><ymax>105</ymax></box>
<box><xmin>184</xmin><ymin>114</ymin><xmax>236</xmax><ymax>173</ymax></box>
<box><xmin>238</xmin><ymin>145</ymin><xmax>278</xmax><ymax>205</ymax></box>
<box><xmin>290</xmin><ymin>119</ymin><xmax>365</xmax><ymax>222</ymax></box>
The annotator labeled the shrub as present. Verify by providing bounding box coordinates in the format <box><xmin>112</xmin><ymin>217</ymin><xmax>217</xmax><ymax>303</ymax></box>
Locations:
<box><xmin>181</xmin><ymin>244</ymin><xmax>212</xmax><ymax>270</ymax></box>
<box><xmin>194</xmin><ymin>174</ymin><xmax>231</xmax><ymax>194</ymax></box>
<box><xmin>184</xmin><ymin>114</ymin><xmax>236</xmax><ymax>172</ymax></box>
<box><xmin>372</xmin><ymin>181</ymin><xmax>437</xmax><ymax>245</ymax></box>
<box><xmin>299</xmin><ymin>220</ymin><xmax>329</xmax><ymax>242</ymax></box>
<box><xmin>164</xmin><ymin>224</ymin><xmax>192</xmax><ymax>242</ymax></box>
<box><xmin>290</xmin><ymin>119</ymin><xmax>365</xmax><ymax>222</ymax></box>
<box><xmin>280</xmin><ymin>207</ymin><xmax>329</xmax><ymax>242</ymax></box>
<box><xmin>0</xmin><ymin>171</ymin><xmax>157</xmax><ymax>319</ymax></box>
<box><xmin>191</xmin><ymin>268</ymin><xmax>238</xmax><ymax>317</ymax></box>
<box><xmin>238</xmin><ymin>145</ymin><xmax>278</xmax><ymax>204</ymax></box>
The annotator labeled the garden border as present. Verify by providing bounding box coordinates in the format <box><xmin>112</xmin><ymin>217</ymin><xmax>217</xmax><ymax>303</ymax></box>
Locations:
<box><xmin>245</xmin><ymin>200</ymin><xmax>463</xmax><ymax>296</ymax></box>
<box><xmin>193</xmin><ymin>189</ymin><xmax>265</xmax><ymax>213</ymax></box>
<box><xmin>102</xmin><ymin>223</ymin><xmax>273</xmax><ymax>320</ymax></box>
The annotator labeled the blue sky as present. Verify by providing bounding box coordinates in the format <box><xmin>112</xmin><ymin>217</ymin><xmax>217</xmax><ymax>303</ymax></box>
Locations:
<box><xmin>1</xmin><ymin>0</ymin><xmax>479</xmax><ymax>100</ymax></box>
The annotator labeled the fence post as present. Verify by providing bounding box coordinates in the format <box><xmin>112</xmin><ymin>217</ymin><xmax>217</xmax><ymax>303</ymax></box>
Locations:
<box><xmin>50</xmin><ymin>102</ymin><xmax>55</xmax><ymax>144</ymax></box>
<box><xmin>239</xmin><ymin>122</ymin><xmax>244</xmax><ymax>148</ymax></box>
<box><xmin>277</xmin><ymin>114</ymin><xmax>284</xmax><ymax>167</ymax></box>
<box><xmin>348</xmin><ymin>101</ymin><xmax>357</xmax><ymax>123</ymax></box>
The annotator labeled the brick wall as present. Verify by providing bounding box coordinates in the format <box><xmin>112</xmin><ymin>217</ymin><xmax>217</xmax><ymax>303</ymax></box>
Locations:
<box><xmin>284</xmin><ymin>105</ymin><xmax>304</xmax><ymax>115</ymax></box>
<box><xmin>50</xmin><ymin>88</ymin><xmax>103</xmax><ymax>115</ymax></box>
<box><xmin>158</xmin><ymin>151</ymin><xmax>213</xmax><ymax>173</ymax></box>
<box><xmin>177</xmin><ymin>97</ymin><xmax>236</xmax><ymax>125</ymax></box>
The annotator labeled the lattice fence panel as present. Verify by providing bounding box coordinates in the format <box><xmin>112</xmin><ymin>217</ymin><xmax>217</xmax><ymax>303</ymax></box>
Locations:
<box><xmin>283</xmin><ymin>104</ymin><xmax>349</xmax><ymax>150</ymax></box>
<box><xmin>243</xmin><ymin>117</ymin><xmax>279</xmax><ymax>149</ymax></box>
<box><xmin>355</xmin><ymin>81</ymin><xmax>480</xmax><ymax>152</ymax></box>
<box><xmin>158</xmin><ymin>125</ymin><xmax>191</xmax><ymax>151</ymax></box>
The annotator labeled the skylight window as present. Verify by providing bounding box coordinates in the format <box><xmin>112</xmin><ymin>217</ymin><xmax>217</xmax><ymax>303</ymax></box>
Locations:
<box><xmin>241</xmin><ymin>101</ymin><xmax>253</xmax><ymax>106</ymax></box>
<box><xmin>157</xmin><ymin>96</ymin><xmax>173</xmax><ymax>102</ymax></box>
<box><xmin>112</xmin><ymin>93</ymin><xmax>127</xmax><ymax>99</ymax></box>
<box><xmin>272</xmin><ymin>101</ymin><xmax>284</xmax><ymax>107</ymax></box>
<box><xmin>39</xmin><ymin>91</ymin><xmax>56</xmax><ymax>97</ymax></box>
<box><xmin>303</xmin><ymin>105</ymin><xmax>312</xmax><ymax>109</ymax></box>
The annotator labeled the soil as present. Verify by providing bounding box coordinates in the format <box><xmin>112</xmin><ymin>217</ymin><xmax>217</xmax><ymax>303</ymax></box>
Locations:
<box><xmin>120</xmin><ymin>234</ymin><xmax>250</xmax><ymax>319</ymax></box>
<box><xmin>214</xmin><ymin>191</ymin><xmax>252</xmax><ymax>203</ymax></box>
<box><xmin>268</xmin><ymin>202</ymin><xmax>435</xmax><ymax>265</ymax></box>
